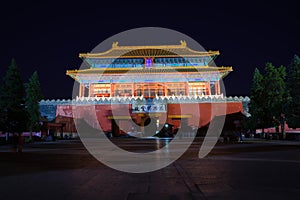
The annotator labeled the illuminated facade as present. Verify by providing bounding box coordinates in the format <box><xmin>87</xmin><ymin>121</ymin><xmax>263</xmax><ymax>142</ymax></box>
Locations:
<box><xmin>42</xmin><ymin>41</ymin><xmax>247</xmax><ymax>137</ymax></box>
<box><xmin>67</xmin><ymin>41</ymin><xmax>232</xmax><ymax>98</ymax></box>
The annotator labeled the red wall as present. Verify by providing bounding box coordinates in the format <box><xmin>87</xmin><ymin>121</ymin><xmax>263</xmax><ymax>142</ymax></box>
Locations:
<box><xmin>56</xmin><ymin>102</ymin><xmax>243</xmax><ymax>133</ymax></box>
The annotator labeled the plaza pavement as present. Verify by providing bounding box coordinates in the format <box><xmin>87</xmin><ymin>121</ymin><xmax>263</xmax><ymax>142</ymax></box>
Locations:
<box><xmin>0</xmin><ymin>138</ymin><xmax>300</xmax><ymax>200</ymax></box>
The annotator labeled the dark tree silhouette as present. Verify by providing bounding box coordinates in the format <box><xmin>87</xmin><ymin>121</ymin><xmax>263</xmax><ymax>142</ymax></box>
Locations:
<box><xmin>248</xmin><ymin>63</ymin><xmax>286</xmax><ymax>137</ymax></box>
<box><xmin>25</xmin><ymin>71</ymin><xmax>43</xmax><ymax>142</ymax></box>
<box><xmin>0</xmin><ymin>59</ymin><xmax>27</xmax><ymax>149</ymax></box>
<box><xmin>286</xmin><ymin>55</ymin><xmax>300</xmax><ymax>128</ymax></box>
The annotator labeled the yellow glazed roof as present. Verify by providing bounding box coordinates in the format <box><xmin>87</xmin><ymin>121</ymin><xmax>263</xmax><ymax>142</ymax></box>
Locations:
<box><xmin>79</xmin><ymin>40</ymin><xmax>220</xmax><ymax>59</ymax></box>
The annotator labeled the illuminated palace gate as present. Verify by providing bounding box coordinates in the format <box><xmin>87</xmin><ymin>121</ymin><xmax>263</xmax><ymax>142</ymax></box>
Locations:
<box><xmin>67</xmin><ymin>41</ymin><xmax>232</xmax><ymax>99</ymax></box>
<box><xmin>65</xmin><ymin>41</ymin><xmax>240</xmax><ymax>135</ymax></box>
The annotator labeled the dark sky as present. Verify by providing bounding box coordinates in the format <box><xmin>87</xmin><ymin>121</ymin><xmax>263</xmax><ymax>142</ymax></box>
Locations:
<box><xmin>1</xmin><ymin>0</ymin><xmax>299</xmax><ymax>99</ymax></box>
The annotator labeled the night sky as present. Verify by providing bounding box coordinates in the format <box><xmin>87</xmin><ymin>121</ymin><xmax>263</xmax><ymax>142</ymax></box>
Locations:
<box><xmin>1</xmin><ymin>0</ymin><xmax>299</xmax><ymax>99</ymax></box>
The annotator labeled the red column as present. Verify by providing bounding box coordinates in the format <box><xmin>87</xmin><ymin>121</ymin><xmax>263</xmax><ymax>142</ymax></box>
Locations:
<box><xmin>89</xmin><ymin>84</ymin><xmax>93</xmax><ymax>97</ymax></box>
<box><xmin>206</xmin><ymin>82</ymin><xmax>211</xmax><ymax>95</ymax></box>
<box><xmin>215</xmin><ymin>81</ymin><xmax>220</xmax><ymax>95</ymax></box>
<box><xmin>164</xmin><ymin>83</ymin><xmax>168</xmax><ymax>96</ymax></box>
<box><xmin>79</xmin><ymin>84</ymin><xmax>81</xmax><ymax>97</ymax></box>
<box><xmin>132</xmin><ymin>83</ymin><xmax>136</xmax><ymax>96</ymax></box>
<box><xmin>79</xmin><ymin>83</ymin><xmax>84</xmax><ymax>97</ymax></box>
<box><xmin>185</xmin><ymin>82</ymin><xmax>189</xmax><ymax>96</ymax></box>
<box><xmin>214</xmin><ymin>82</ymin><xmax>217</xmax><ymax>95</ymax></box>
<box><xmin>110</xmin><ymin>83</ymin><xmax>113</xmax><ymax>97</ymax></box>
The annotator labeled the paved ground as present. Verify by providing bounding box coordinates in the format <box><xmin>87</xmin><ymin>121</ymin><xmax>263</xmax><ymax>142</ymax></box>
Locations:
<box><xmin>1</xmin><ymin>138</ymin><xmax>300</xmax><ymax>200</ymax></box>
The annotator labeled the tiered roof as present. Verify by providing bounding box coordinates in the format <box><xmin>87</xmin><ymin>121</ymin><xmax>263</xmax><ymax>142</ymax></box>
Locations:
<box><xmin>79</xmin><ymin>40</ymin><xmax>220</xmax><ymax>59</ymax></box>
<box><xmin>67</xmin><ymin>41</ymin><xmax>232</xmax><ymax>84</ymax></box>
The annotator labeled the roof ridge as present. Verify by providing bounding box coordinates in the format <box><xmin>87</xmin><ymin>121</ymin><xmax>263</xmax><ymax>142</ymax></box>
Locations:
<box><xmin>79</xmin><ymin>41</ymin><xmax>220</xmax><ymax>58</ymax></box>
<box><xmin>111</xmin><ymin>40</ymin><xmax>188</xmax><ymax>50</ymax></box>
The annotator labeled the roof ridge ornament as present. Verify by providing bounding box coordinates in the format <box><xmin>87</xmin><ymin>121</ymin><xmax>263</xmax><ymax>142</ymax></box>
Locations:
<box><xmin>180</xmin><ymin>40</ymin><xmax>187</xmax><ymax>47</ymax></box>
<box><xmin>112</xmin><ymin>41</ymin><xmax>119</xmax><ymax>48</ymax></box>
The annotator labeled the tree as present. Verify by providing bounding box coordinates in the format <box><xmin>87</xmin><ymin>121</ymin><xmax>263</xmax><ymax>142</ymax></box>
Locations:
<box><xmin>248</xmin><ymin>63</ymin><xmax>286</xmax><ymax>137</ymax></box>
<box><xmin>0</xmin><ymin>59</ymin><xmax>27</xmax><ymax>146</ymax></box>
<box><xmin>25</xmin><ymin>71</ymin><xmax>43</xmax><ymax>142</ymax></box>
<box><xmin>247</xmin><ymin>68</ymin><xmax>265</xmax><ymax>131</ymax></box>
<box><xmin>0</xmin><ymin>77</ymin><xmax>8</xmax><ymax>141</ymax></box>
<box><xmin>286</xmin><ymin>55</ymin><xmax>300</xmax><ymax>128</ymax></box>
<box><xmin>263</xmin><ymin>63</ymin><xmax>287</xmax><ymax>136</ymax></box>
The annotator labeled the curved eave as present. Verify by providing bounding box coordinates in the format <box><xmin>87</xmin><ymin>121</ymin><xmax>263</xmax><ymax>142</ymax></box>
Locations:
<box><xmin>78</xmin><ymin>42</ymin><xmax>220</xmax><ymax>59</ymax></box>
<box><xmin>79</xmin><ymin>52</ymin><xmax>220</xmax><ymax>59</ymax></box>
<box><xmin>66</xmin><ymin>66</ymin><xmax>233</xmax><ymax>75</ymax></box>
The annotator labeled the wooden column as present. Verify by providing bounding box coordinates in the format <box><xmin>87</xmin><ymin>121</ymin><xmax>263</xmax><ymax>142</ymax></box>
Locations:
<box><xmin>164</xmin><ymin>83</ymin><xmax>168</xmax><ymax>96</ymax></box>
<box><xmin>79</xmin><ymin>83</ymin><xmax>84</xmax><ymax>97</ymax></box>
<box><xmin>214</xmin><ymin>82</ymin><xmax>217</xmax><ymax>95</ymax></box>
<box><xmin>110</xmin><ymin>83</ymin><xmax>113</xmax><ymax>97</ymax></box>
<box><xmin>215</xmin><ymin>81</ymin><xmax>220</xmax><ymax>95</ymax></box>
<box><xmin>206</xmin><ymin>82</ymin><xmax>211</xmax><ymax>95</ymax></box>
<box><xmin>79</xmin><ymin>83</ymin><xmax>82</xmax><ymax>97</ymax></box>
<box><xmin>185</xmin><ymin>82</ymin><xmax>189</xmax><ymax>96</ymax></box>
<box><xmin>88</xmin><ymin>84</ymin><xmax>93</xmax><ymax>97</ymax></box>
<box><xmin>132</xmin><ymin>83</ymin><xmax>135</xmax><ymax>96</ymax></box>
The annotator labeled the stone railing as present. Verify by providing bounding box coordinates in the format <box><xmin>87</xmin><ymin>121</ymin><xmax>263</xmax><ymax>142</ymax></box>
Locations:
<box><xmin>39</xmin><ymin>95</ymin><xmax>251</xmax><ymax>120</ymax></box>
<box><xmin>39</xmin><ymin>95</ymin><xmax>250</xmax><ymax>105</ymax></box>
